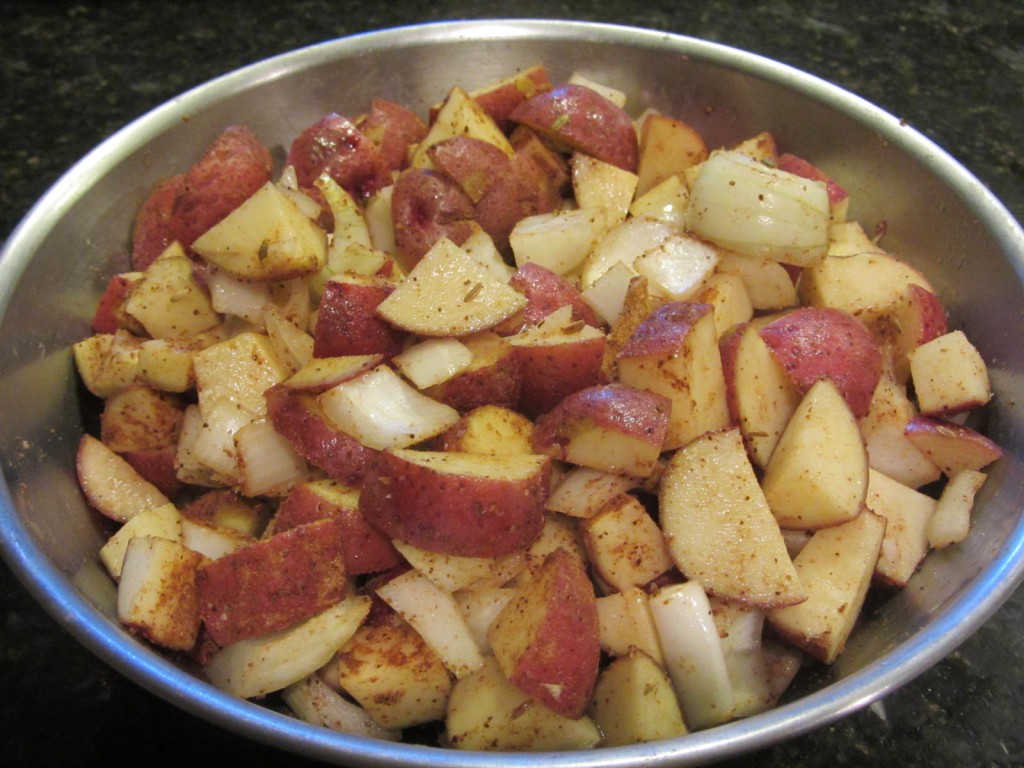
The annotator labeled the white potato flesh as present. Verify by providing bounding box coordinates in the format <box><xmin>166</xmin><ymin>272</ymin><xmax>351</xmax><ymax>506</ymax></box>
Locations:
<box><xmin>377</xmin><ymin>237</ymin><xmax>528</xmax><ymax>336</ymax></box>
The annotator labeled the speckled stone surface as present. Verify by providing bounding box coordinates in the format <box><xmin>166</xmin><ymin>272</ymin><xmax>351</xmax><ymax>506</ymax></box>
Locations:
<box><xmin>2</xmin><ymin>1</ymin><xmax>1023</xmax><ymax>766</ymax></box>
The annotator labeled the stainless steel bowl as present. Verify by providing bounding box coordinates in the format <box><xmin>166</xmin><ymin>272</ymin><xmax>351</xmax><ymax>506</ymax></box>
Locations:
<box><xmin>1</xmin><ymin>19</ymin><xmax>1022</xmax><ymax>767</ymax></box>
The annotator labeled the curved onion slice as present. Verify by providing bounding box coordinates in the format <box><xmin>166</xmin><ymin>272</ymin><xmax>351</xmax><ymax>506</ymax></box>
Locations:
<box><xmin>686</xmin><ymin>151</ymin><xmax>830</xmax><ymax>267</ymax></box>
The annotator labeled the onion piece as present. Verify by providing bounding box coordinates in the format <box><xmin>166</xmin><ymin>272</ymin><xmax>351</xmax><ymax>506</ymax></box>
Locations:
<box><xmin>686</xmin><ymin>150</ymin><xmax>830</xmax><ymax>267</ymax></box>
<box><xmin>282</xmin><ymin>675</ymin><xmax>401</xmax><ymax>741</ymax></box>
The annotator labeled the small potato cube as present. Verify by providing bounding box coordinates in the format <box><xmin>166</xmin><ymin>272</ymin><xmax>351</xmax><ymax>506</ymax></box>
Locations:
<box><xmin>487</xmin><ymin>549</ymin><xmax>600</xmax><ymax>719</ymax></box>
<box><xmin>617</xmin><ymin>302</ymin><xmax>730</xmax><ymax>450</ymax></box>
<box><xmin>73</xmin><ymin>331</ymin><xmax>142</xmax><ymax>399</ymax></box>
<box><xmin>100</xmin><ymin>385</ymin><xmax>183</xmax><ymax>452</ymax></box>
<box><xmin>908</xmin><ymin>330</ymin><xmax>992</xmax><ymax>416</ymax></box>
<box><xmin>867</xmin><ymin>468</ymin><xmax>937</xmax><ymax>587</ymax></box>
<box><xmin>136</xmin><ymin>338</ymin><xmax>198</xmax><ymax>393</ymax></box>
<box><xmin>590</xmin><ymin>649</ymin><xmax>687</xmax><ymax>745</ymax></box>
<box><xmin>335</xmin><ymin>620</ymin><xmax>453</xmax><ymax>730</ymax></box>
<box><xmin>571</xmin><ymin>153</ymin><xmax>638</xmax><ymax>226</ymax></box>
<box><xmin>118</xmin><ymin>535</ymin><xmax>205</xmax><ymax>651</ymax></box>
<box><xmin>581</xmin><ymin>493</ymin><xmax>674</xmax><ymax>592</ymax></box>
<box><xmin>768</xmin><ymin>510</ymin><xmax>887</xmax><ymax>664</ymax></box>
<box><xmin>124</xmin><ymin>243</ymin><xmax>221</xmax><ymax>339</ymax></box>
<box><xmin>434</xmin><ymin>404</ymin><xmax>535</xmax><ymax>456</ymax></box>
<box><xmin>446</xmin><ymin>656</ymin><xmax>601</xmax><ymax>751</ymax></box>
<box><xmin>100</xmin><ymin>503</ymin><xmax>182</xmax><ymax>580</ymax></box>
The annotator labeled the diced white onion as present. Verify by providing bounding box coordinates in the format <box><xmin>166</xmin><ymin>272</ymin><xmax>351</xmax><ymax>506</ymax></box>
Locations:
<box><xmin>686</xmin><ymin>150</ymin><xmax>830</xmax><ymax>267</ymax></box>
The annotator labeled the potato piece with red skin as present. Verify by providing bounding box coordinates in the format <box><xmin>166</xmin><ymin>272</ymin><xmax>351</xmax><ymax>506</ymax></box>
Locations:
<box><xmin>312</xmin><ymin>277</ymin><xmax>406</xmax><ymax>360</ymax></box>
<box><xmin>359</xmin><ymin>449</ymin><xmax>551</xmax><ymax>558</ymax></box>
<box><xmin>265</xmin><ymin>383</ymin><xmax>378</xmax><ymax>486</ymax></box>
<box><xmin>428</xmin><ymin>136</ymin><xmax>523</xmax><ymax>254</ymax></box>
<box><xmin>131</xmin><ymin>174</ymin><xmax>185</xmax><ymax>271</ymax></box>
<box><xmin>356</xmin><ymin>98</ymin><xmax>428</xmax><ymax>172</ymax></box>
<box><xmin>433</xmin><ymin>404</ymin><xmax>535</xmax><ymax>457</ymax></box>
<box><xmin>487</xmin><ymin>548</ymin><xmax>600</xmax><ymax>719</ymax></box>
<box><xmin>469</xmin><ymin>64</ymin><xmax>552</xmax><ymax>131</ymax></box>
<box><xmin>616</xmin><ymin>302</ymin><xmax>730</xmax><ymax>451</ymax></box>
<box><xmin>758</xmin><ymin>307</ymin><xmax>883</xmax><ymax>419</ymax></box>
<box><xmin>636</xmin><ymin>113</ymin><xmax>708</xmax><ymax>197</ymax></box>
<box><xmin>423</xmin><ymin>332</ymin><xmax>523</xmax><ymax>413</ymax></box>
<box><xmin>287</xmin><ymin>113</ymin><xmax>393</xmax><ymax>200</ymax></box>
<box><xmin>196</xmin><ymin>518</ymin><xmax>349</xmax><ymax>647</ymax></box>
<box><xmin>903</xmin><ymin>416</ymin><xmax>1004</xmax><ymax>477</ymax></box>
<box><xmin>513</xmin><ymin>334</ymin><xmax>607</xmax><ymax>419</ymax></box>
<box><xmin>180</xmin><ymin>489</ymin><xmax>270</xmax><ymax>539</ymax></box>
<box><xmin>871</xmin><ymin>283</ymin><xmax>948</xmax><ymax>382</ymax></box>
<box><xmin>428</xmin><ymin>136</ymin><xmax>513</xmax><ymax>205</ymax></box>
<box><xmin>510</xmin><ymin>125</ymin><xmax>572</xmax><ymax>206</ymax></box>
<box><xmin>168</xmin><ymin>125</ymin><xmax>274</xmax><ymax>249</ymax></box>
<box><xmin>274</xmin><ymin>480</ymin><xmax>403</xmax><ymax>576</ymax></box>
<box><xmin>532</xmin><ymin>384</ymin><xmax>671</xmax><ymax>477</ymax></box>
<box><xmin>390</xmin><ymin>168</ymin><xmax>476</xmax><ymax>269</ymax></box>
<box><xmin>100</xmin><ymin>386</ymin><xmax>184</xmax><ymax>453</ymax></box>
<box><xmin>719</xmin><ymin>321</ymin><xmax>802</xmax><ymax>469</ymax></box>
<box><xmin>121</xmin><ymin>445</ymin><xmax>184</xmax><ymax>499</ymax></box>
<box><xmin>92</xmin><ymin>273</ymin><xmax>144</xmax><ymax>335</ymax></box>
<box><xmin>499</xmin><ymin>262</ymin><xmax>600</xmax><ymax>335</ymax></box>
<box><xmin>509</xmin><ymin>84</ymin><xmax>639</xmax><ymax>172</ymax></box>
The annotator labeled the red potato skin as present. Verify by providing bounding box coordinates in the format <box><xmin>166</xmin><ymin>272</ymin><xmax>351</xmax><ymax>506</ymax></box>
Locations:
<box><xmin>424</xmin><ymin>337</ymin><xmax>523</xmax><ymax>413</ymax></box>
<box><xmin>500</xmin><ymin>262</ymin><xmax>600</xmax><ymax>334</ymax></box>
<box><xmin>901</xmin><ymin>283</ymin><xmax>948</xmax><ymax>346</ymax></box>
<box><xmin>531</xmin><ymin>383</ymin><xmax>671</xmax><ymax>457</ymax></box>
<box><xmin>358</xmin><ymin>451</ymin><xmax>552</xmax><ymax>557</ymax></box>
<box><xmin>718</xmin><ymin>321</ymin><xmax>747</xmax><ymax>423</ymax></box>
<box><xmin>196</xmin><ymin>518</ymin><xmax>349</xmax><ymax>647</ymax></box>
<box><xmin>168</xmin><ymin>125</ymin><xmax>274</xmax><ymax>249</ymax></box>
<box><xmin>427</xmin><ymin>65</ymin><xmax>552</xmax><ymax>130</ymax></box>
<box><xmin>470</xmin><ymin>64</ymin><xmax>552</xmax><ymax>131</ymax></box>
<box><xmin>356</xmin><ymin>98</ymin><xmax>428</xmax><ymax>172</ymax></box>
<box><xmin>514</xmin><ymin>335</ymin><xmax>607</xmax><ymax>419</ymax></box>
<box><xmin>390</xmin><ymin>167</ymin><xmax>477</xmax><ymax>270</ymax></box>
<box><xmin>274</xmin><ymin>484</ymin><xmax>403</xmax><ymax>576</ymax></box>
<box><xmin>759</xmin><ymin>307</ymin><xmax>883</xmax><ymax>419</ymax></box>
<box><xmin>510</xmin><ymin>125</ymin><xmax>572</xmax><ymax>202</ymax></box>
<box><xmin>121</xmin><ymin>445</ymin><xmax>184</xmax><ymax>499</ymax></box>
<box><xmin>180</xmin><ymin>489</ymin><xmax>269</xmax><ymax>533</ymax></box>
<box><xmin>287</xmin><ymin>113</ymin><xmax>393</xmax><ymax>200</ymax></box>
<box><xmin>359</xmin><ymin>564</ymin><xmax>415</xmax><ymax>628</ymax></box>
<box><xmin>131</xmin><ymin>174</ymin><xmax>185</xmax><ymax>271</ymax></box>
<box><xmin>618</xmin><ymin>301</ymin><xmax>713</xmax><ymax>358</ymax></box>
<box><xmin>92</xmin><ymin>273</ymin><xmax>143</xmax><ymax>334</ymax></box>
<box><xmin>313</xmin><ymin>279</ymin><xmax>407</xmax><ymax>359</ymax></box>
<box><xmin>428</xmin><ymin>136</ymin><xmax>513</xmax><ymax>205</ymax></box>
<box><xmin>903</xmin><ymin>415</ymin><xmax>1004</xmax><ymax>471</ymax></box>
<box><xmin>776</xmin><ymin>153</ymin><xmax>849</xmax><ymax>205</ymax></box>
<box><xmin>501</xmin><ymin>548</ymin><xmax>600</xmax><ymax>719</ymax></box>
<box><xmin>428</xmin><ymin>136</ymin><xmax>524</xmax><ymax>256</ymax></box>
<box><xmin>509</xmin><ymin>84</ymin><xmax>639</xmax><ymax>172</ymax></box>
<box><xmin>265</xmin><ymin>384</ymin><xmax>378</xmax><ymax>485</ymax></box>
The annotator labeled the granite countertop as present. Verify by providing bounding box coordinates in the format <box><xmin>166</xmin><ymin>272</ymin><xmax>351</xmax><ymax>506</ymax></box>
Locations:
<box><xmin>3</xmin><ymin>1</ymin><xmax>1023</xmax><ymax>766</ymax></box>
